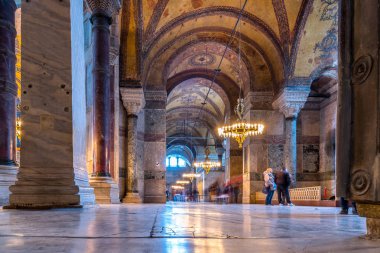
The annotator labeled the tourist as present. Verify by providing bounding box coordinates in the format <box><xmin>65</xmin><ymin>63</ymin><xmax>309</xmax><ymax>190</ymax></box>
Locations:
<box><xmin>275</xmin><ymin>167</ymin><xmax>294</xmax><ymax>206</ymax></box>
<box><xmin>339</xmin><ymin>197</ymin><xmax>358</xmax><ymax>215</ymax></box>
<box><xmin>263</xmin><ymin>168</ymin><xmax>276</xmax><ymax>205</ymax></box>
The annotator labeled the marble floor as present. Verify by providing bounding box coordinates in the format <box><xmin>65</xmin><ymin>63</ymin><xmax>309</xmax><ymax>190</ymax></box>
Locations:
<box><xmin>0</xmin><ymin>203</ymin><xmax>379</xmax><ymax>253</ymax></box>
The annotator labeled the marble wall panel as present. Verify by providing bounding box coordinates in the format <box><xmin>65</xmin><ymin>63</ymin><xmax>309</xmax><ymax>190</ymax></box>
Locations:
<box><xmin>144</xmin><ymin>109</ymin><xmax>166</xmax><ymax>136</ymax></box>
<box><xmin>301</xmin><ymin>111</ymin><xmax>320</xmax><ymax>136</ymax></box>
<box><xmin>143</xmin><ymin>106</ymin><xmax>166</xmax><ymax>203</ymax></box>
<box><xmin>268</xmin><ymin>144</ymin><xmax>284</xmax><ymax>169</ymax></box>
<box><xmin>303</xmin><ymin>144</ymin><xmax>320</xmax><ymax>173</ymax></box>
<box><xmin>246</xmin><ymin>110</ymin><xmax>284</xmax><ymax>136</ymax></box>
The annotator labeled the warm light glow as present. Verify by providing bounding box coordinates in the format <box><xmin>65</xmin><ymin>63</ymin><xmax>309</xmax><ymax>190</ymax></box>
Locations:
<box><xmin>171</xmin><ymin>185</ymin><xmax>184</xmax><ymax>190</ymax></box>
<box><xmin>193</xmin><ymin>160</ymin><xmax>221</xmax><ymax>174</ymax></box>
<box><xmin>218</xmin><ymin>122</ymin><xmax>264</xmax><ymax>148</ymax></box>
<box><xmin>16</xmin><ymin>118</ymin><xmax>22</xmax><ymax>140</ymax></box>
<box><xmin>218</xmin><ymin>98</ymin><xmax>265</xmax><ymax>148</ymax></box>
<box><xmin>182</xmin><ymin>173</ymin><xmax>201</xmax><ymax>179</ymax></box>
<box><xmin>193</xmin><ymin>147</ymin><xmax>221</xmax><ymax>174</ymax></box>
<box><xmin>176</xmin><ymin>180</ymin><xmax>190</xmax><ymax>185</ymax></box>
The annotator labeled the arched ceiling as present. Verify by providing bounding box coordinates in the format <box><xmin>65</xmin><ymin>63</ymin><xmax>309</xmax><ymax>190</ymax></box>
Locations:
<box><xmin>120</xmin><ymin>0</ymin><xmax>339</xmax><ymax>151</ymax></box>
<box><xmin>121</xmin><ymin>0</ymin><xmax>338</xmax><ymax>87</ymax></box>
<box><xmin>166</xmin><ymin>78</ymin><xmax>225</xmax><ymax>145</ymax></box>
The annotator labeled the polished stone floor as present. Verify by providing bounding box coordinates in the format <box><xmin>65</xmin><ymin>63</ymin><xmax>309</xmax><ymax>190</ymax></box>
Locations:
<box><xmin>0</xmin><ymin>203</ymin><xmax>379</xmax><ymax>253</ymax></box>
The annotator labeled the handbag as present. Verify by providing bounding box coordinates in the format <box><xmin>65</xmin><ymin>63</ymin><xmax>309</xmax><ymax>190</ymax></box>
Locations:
<box><xmin>262</xmin><ymin>185</ymin><xmax>269</xmax><ymax>194</ymax></box>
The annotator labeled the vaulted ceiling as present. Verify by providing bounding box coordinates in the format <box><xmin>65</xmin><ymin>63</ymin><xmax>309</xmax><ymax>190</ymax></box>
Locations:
<box><xmin>119</xmin><ymin>0</ymin><xmax>338</xmax><ymax>153</ymax></box>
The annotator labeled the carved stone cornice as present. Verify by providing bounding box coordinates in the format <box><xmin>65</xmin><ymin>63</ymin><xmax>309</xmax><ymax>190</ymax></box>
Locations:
<box><xmin>144</xmin><ymin>89</ymin><xmax>167</xmax><ymax>102</ymax></box>
<box><xmin>85</xmin><ymin>0</ymin><xmax>121</xmax><ymax>17</ymax></box>
<box><xmin>120</xmin><ymin>87</ymin><xmax>145</xmax><ymax>116</ymax></box>
<box><xmin>272</xmin><ymin>86</ymin><xmax>310</xmax><ymax>118</ymax></box>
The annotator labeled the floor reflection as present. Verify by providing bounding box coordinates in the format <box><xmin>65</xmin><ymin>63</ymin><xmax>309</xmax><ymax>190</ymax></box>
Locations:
<box><xmin>0</xmin><ymin>203</ymin><xmax>378</xmax><ymax>253</ymax></box>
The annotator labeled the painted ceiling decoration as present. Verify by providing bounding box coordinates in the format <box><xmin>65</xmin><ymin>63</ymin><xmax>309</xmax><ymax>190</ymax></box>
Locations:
<box><xmin>120</xmin><ymin>0</ymin><xmax>338</xmax><ymax>152</ymax></box>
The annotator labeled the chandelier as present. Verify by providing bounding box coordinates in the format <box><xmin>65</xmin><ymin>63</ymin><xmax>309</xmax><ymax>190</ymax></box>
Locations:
<box><xmin>217</xmin><ymin>12</ymin><xmax>264</xmax><ymax>148</ymax></box>
<box><xmin>172</xmin><ymin>185</ymin><xmax>184</xmax><ymax>190</ymax></box>
<box><xmin>182</xmin><ymin>173</ymin><xmax>201</xmax><ymax>182</ymax></box>
<box><xmin>218</xmin><ymin>98</ymin><xmax>264</xmax><ymax>148</ymax></box>
<box><xmin>193</xmin><ymin>147</ymin><xmax>221</xmax><ymax>174</ymax></box>
<box><xmin>176</xmin><ymin>180</ymin><xmax>190</xmax><ymax>185</ymax></box>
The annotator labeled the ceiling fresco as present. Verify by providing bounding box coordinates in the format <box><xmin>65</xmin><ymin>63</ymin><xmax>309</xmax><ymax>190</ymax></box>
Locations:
<box><xmin>120</xmin><ymin>0</ymin><xmax>339</xmax><ymax>153</ymax></box>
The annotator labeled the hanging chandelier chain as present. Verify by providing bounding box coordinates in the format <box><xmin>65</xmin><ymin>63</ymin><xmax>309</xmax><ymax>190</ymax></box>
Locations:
<box><xmin>193</xmin><ymin>0</ymin><xmax>249</xmax><ymax>129</ymax></box>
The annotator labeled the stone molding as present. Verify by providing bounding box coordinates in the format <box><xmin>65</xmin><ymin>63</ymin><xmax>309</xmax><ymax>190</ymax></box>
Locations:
<box><xmin>144</xmin><ymin>89</ymin><xmax>167</xmax><ymax>102</ymax></box>
<box><xmin>272</xmin><ymin>86</ymin><xmax>310</xmax><ymax>118</ymax></box>
<box><xmin>120</xmin><ymin>87</ymin><xmax>145</xmax><ymax>115</ymax></box>
<box><xmin>244</xmin><ymin>91</ymin><xmax>274</xmax><ymax>111</ymax></box>
<box><xmin>85</xmin><ymin>0</ymin><xmax>121</xmax><ymax>17</ymax></box>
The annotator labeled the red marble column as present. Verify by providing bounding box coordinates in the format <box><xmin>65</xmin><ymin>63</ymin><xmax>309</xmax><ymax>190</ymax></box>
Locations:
<box><xmin>91</xmin><ymin>13</ymin><xmax>113</xmax><ymax>177</ymax></box>
<box><xmin>0</xmin><ymin>1</ymin><xmax>17</xmax><ymax>166</ymax></box>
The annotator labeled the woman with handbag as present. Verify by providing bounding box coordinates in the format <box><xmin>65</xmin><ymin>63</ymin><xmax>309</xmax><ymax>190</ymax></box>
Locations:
<box><xmin>263</xmin><ymin>168</ymin><xmax>276</xmax><ymax>205</ymax></box>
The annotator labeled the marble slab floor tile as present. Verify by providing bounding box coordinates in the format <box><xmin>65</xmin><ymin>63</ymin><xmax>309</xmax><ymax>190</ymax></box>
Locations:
<box><xmin>0</xmin><ymin>203</ymin><xmax>379</xmax><ymax>253</ymax></box>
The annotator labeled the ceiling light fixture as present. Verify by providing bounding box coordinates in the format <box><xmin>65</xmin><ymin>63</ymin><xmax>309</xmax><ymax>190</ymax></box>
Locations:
<box><xmin>217</xmin><ymin>0</ymin><xmax>264</xmax><ymax>148</ymax></box>
<box><xmin>193</xmin><ymin>147</ymin><xmax>221</xmax><ymax>174</ymax></box>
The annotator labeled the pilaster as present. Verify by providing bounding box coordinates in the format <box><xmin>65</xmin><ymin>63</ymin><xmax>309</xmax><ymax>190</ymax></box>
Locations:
<box><xmin>143</xmin><ymin>89</ymin><xmax>167</xmax><ymax>203</ymax></box>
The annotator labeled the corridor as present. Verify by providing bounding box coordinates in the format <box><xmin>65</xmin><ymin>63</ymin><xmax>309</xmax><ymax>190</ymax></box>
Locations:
<box><xmin>0</xmin><ymin>203</ymin><xmax>379</xmax><ymax>253</ymax></box>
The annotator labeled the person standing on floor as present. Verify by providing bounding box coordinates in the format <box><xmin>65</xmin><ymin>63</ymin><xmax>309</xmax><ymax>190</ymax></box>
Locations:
<box><xmin>263</xmin><ymin>168</ymin><xmax>276</xmax><ymax>205</ymax></box>
<box><xmin>275</xmin><ymin>167</ymin><xmax>294</xmax><ymax>206</ymax></box>
<box><xmin>340</xmin><ymin>197</ymin><xmax>358</xmax><ymax>215</ymax></box>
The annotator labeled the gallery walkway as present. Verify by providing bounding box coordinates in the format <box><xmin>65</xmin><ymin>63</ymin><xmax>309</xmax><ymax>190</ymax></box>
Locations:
<box><xmin>0</xmin><ymin>203</ymin><xmax>379</xmax><ymax>253</ymax></box>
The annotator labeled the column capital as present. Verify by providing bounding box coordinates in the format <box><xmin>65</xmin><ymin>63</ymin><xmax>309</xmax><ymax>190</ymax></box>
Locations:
<box><xmin>85</xmin><ymin>0</ymin><xmax>121</xmax><ymax>18</ymax></box>
<box><xmin>272</xmin><ymin>86</ymin><xmax>310</xmax><ymax>118</ymax></box>
<box><xmin>120</xmin><ymin>87</ymin><xmax>145</xmax><ymax>116</ymax></box>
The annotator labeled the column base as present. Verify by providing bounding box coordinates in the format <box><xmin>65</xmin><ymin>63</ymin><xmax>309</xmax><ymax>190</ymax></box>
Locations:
<box><xmin>0</xmin><ymin>165</ymin><xmax>18</xmax><ymax>206</ymax></box>
<box><xmin>122</xmin><ymin>192</ymin><xmax>142</xmax><ymax>203</ymax></box>
<box><xmin>89</xmin><ymin>176</ymin><xmax>120</xmax><ymax>204</ymax></box>
<box><xmin>144</xmin><ymin>195</ymin><xmax>166</xmax><ymax>203</ymax></box>
<box><xmin>357</xmin><ymin>203</ymin><xmax>380</xmax><ymax>239</ymax></box>
<box><xmin>4</xmin><ymin>167</ymin><xmax>95</xmax><ymax>209</ymax></box>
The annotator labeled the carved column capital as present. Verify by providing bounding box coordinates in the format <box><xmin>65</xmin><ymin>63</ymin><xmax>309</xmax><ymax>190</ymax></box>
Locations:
<box><xmin>120</xmin><ymin>87</ymin><xmax>145</xmax><ymax>116</ymax></box>
<box><xmin>272</xmin><ymin>86</ymin><xmax>310</xmax><ymax>118</ymax></box>
<box><xmin>85</xmin><ymin>0</ymin><xmax>121</xmax><ymax>18</ymax></box>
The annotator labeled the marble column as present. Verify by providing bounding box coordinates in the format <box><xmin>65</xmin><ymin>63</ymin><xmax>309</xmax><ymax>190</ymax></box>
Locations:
<box><xmin>120</xmin><ymin>87</ymin><xmax>145</xmax><ymax>203</ymax></box>
<box><xmin>273</xmin><ymin>87</ymin><xmax>310</xmax><ymax>187</ymax></box>
<box><xmin>85</xmin><ymin>0</ymin><xmax>120</xmax><ymax>204</ymax></box>
<box><xmin>0</xmin><ymin>0</ymin><xmax>18</xmax><ymax>205</ymax></box>
<box><xmin>7</xmin><ymin>0</ymin><xmax>95</xmax><ymax>208</ymax></box>
<box><xmin>143</xmin><ymin>89</ymin><xmax>167</xmax><ymax>203</ymax></box>
<box><xmin>339</xmin><ymin>0</ymin><xmax>380</xmax><ymax>238</ymax></box>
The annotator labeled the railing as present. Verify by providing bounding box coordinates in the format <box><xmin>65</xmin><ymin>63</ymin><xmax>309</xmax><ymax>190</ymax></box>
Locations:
<box><xmin>256</xmin><ymin>186</ymin><xmax>322</xmax><ymax>201</ymax></box>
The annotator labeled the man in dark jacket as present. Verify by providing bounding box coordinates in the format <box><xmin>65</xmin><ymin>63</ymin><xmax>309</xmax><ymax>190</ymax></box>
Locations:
<box><xmin>275</xmin><ymin>168</ymin><xmax>294</xmax><ymax>206</ymax></box>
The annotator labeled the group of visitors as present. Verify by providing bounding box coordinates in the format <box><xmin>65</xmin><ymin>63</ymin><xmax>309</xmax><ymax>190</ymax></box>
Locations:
<box><xmin>263</xmin><ymin>167</ymin><xmax>294</xmax><ymax>206</ymax></box>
